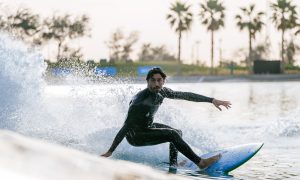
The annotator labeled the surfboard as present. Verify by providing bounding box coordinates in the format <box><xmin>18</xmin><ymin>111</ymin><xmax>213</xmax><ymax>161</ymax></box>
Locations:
<box><xmin>182</xmin><ymin>143</ymin><xmax>264</xmax><ymax>174</ymax></box>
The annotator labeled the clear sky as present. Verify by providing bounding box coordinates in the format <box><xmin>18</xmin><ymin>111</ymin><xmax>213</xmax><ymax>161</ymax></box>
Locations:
<box><xmin>1</xmin><ymin>0</ymin><xmax>300</xmax><ymax>65</ymax></box>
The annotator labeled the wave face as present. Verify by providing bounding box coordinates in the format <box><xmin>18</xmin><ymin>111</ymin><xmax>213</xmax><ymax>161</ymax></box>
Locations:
<box><xmin>0</xmin><ymin>33</ymin><xmax>46</xmax><ymax>131</ymax></box>
<box><xmin>0</xmin><ymin>34</ymin><xmax>217</xmax><ymax>166</ymax></box>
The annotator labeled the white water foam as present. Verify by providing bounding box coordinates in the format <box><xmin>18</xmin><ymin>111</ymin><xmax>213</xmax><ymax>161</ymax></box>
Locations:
<box><xmin>0</xmin><ymin>33</ymin><xmax>46</xmax><ymax>131</ymax></box>
<box><xmin>0</xmin><ymin>33</ymin><xmax>218</xmax><ymax>167</ymax></box>
<box><xmin>266</xmin><ymin>107</ymin><xmax>300</xmax><ymax>137</ymax></box>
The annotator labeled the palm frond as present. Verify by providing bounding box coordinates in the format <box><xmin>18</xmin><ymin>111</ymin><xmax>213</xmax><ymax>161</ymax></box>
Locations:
<box><xmin>199</xmin><ymin>0</ymin><xmax>226</xmax><ymax>31</ymax></box>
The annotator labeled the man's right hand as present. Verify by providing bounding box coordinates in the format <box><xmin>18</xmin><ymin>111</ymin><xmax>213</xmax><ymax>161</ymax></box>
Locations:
<box><xmin>101</xmin><ymin>151</ymin><xmax>112</xmax><ymax>157</ymax></box>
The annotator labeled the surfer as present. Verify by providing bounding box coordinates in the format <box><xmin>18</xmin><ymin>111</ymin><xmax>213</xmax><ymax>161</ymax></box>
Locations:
<box><xmin>101</xmin><ymin>67</ymin><xmax>231</xmax><ymax>170</ymax></box>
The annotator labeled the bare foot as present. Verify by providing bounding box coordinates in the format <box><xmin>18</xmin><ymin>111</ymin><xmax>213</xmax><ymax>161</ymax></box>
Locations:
<box><xmin>198</xmin><ymin>154</ymin><xmax>221</xmax><ymax>170</ymax></box>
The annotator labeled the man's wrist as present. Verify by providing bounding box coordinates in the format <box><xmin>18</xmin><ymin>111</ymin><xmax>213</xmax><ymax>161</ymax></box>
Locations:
<box><xmin>108</xmin><ymin>149</ymin><xmax>113</xmax><ymax>153</ymax></box>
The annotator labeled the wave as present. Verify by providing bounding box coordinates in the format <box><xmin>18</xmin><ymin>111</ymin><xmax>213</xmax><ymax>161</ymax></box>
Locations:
<box><xmin>0</xmin><ymin>33</ymin><xmax>219</xmax><ymax>167</ymax></box>
<box><xmin>0</xmin><ymin>33</ymin><xmax>46</xmax><ymax>130</ymax></box>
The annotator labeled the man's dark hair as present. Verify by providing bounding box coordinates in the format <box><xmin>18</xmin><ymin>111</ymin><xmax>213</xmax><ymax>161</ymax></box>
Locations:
<box><xmin>146</xmin><ymin>67</ymin><xmax>167</xmax><ymax>80</ymax></box>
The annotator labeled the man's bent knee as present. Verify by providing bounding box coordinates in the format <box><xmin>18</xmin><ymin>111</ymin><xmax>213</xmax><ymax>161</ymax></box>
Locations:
<box><xmin>169</xmin><ymin>129</ymin><xmax>182</xmax><ymax>139</ymax></box>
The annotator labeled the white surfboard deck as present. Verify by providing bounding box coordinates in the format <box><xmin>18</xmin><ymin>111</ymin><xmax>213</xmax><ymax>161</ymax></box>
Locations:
<box><xmin>183</xmin><ymin>143</ymin><xmax>264</xmax><ymax>174</ymax></box>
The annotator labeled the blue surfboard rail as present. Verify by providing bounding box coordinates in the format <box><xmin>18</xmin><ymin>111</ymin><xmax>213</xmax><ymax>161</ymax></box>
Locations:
<box><xmin>183</xmin><ymin>143</ymin><xmax>264</xmax><ymax>174</ymax></box>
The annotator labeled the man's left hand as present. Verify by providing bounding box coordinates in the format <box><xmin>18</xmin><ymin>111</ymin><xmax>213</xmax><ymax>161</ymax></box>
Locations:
<box><xmin>212</xmin><ymin>99</ymin><xmax>231</xmax><ymax>111</ymax></box>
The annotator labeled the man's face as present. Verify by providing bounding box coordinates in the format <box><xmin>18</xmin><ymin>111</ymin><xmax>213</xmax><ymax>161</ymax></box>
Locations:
<box><xmin>147</xmin><ymin>73</ymin><xmax>165</xmax><ymax>93</ymax></box>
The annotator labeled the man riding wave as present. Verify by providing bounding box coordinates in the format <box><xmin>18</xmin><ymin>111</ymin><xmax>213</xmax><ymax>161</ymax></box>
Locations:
<box><xmin>101</xmin><ymin>68</ymin><xmax>231</xmax><ymax>170</ymax></box>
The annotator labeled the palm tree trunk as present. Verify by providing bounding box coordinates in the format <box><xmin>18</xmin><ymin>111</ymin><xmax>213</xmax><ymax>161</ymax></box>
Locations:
<box><xmin>57</xmin><ymin>41</ymin><xmax>62</xmax><ymax>61</ymax></box>
<box><xmin>178</xmin><ymin>31</ymin><xmax>181</xmax><ymax>64</ymax></box>
<box><xmin>211</xmin><ymin>30</ymin><xmax>214</xmax><ymax>75</ymax></box>
<box><xmin>249</xmin><ymin>30</ymin><xmax>252</xmax><ymax>74</ymax></box>
<box><xmin>177</xmin><ymin>30</ymin><xmax>182</xmax><ymax>75</ymax></box>
<box><xmin>281</xmin><ymin>29</ymin><xmax>285</xmax><ymax>73</ymax></box>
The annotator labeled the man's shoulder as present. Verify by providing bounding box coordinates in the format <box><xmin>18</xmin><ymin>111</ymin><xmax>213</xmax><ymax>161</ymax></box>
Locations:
<box><xmin>161</xmin><ymin>87</ymin><xmax>173</xmax><ymax>93</ymax></box>
<box><xmin>162</xmin><ymin>87</ymin><xmax>172</xmax><ymax>91</ymax></box>
<box><xmin>131</xmin><ymin>88</ymin><xmax>148</xmax><ymax>104</ymax></box>
<box><xmin>135</xmin><ymin>88</ymin><xmax>148</xmax><ymax>96</ymax></box>
<box><xmin>159</xmin><ymin>87</ymin><xmax>174</xmax><ymax>97</ymax></box>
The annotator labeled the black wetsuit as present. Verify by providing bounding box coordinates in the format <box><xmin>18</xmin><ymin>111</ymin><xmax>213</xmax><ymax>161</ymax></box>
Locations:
<box><xmin>108</xmin><ymin>87</ymin><xmax>214</xmax><ymax>166</ymax></box>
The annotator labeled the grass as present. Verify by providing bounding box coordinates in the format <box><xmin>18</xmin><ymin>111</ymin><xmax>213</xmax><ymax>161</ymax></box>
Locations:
<box><xmin>97</xmin><ymin>60</ymin><xmax>249</xmax><ymax>76</ymax></box>
<box><xmin>46</xmin><ymin>60</ymin><xmax>300</xmax><ymax>77</ymax></box>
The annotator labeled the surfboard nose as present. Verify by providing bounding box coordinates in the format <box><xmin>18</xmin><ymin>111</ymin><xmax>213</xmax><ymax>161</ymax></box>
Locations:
<box><xmin>182</xmin><ymin>142</ymin><xmax>264</xmax><ymax>175</ymax></box>
<box><xmin>245</xmin><ymin>143</ymin><xmax>264</xmax><ymax>153</ymax></box>
<box><xmin>204</xmin><ymin>143</ymin><xmax>264</xmax><ymax>174</ymax></box>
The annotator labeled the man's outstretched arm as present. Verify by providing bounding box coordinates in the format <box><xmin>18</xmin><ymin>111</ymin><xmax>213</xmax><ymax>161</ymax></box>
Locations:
<box><xmin>162</xmin><ymin>87</ymin><xmax>231</xmax><ymax>110</ymax></box>
<box><xmin>162</xmin><ymin>87</ymin><xmax>213</xmax><ymax>102</ymax></box>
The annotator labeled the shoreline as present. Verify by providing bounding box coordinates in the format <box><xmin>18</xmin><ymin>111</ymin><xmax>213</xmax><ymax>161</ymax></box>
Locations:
<box><xmin>165</xmin><ymin>74</ymin><xmax>300</xmax><ymax>83</ymax></box>
<box><xmin>45</xmin><ymin>74</ymin><xmax>300</xmax><ymax>85</ymax></box>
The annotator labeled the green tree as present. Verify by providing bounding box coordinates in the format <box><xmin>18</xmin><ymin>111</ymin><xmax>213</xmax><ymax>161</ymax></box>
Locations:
<box><xmin>166</xmin><ymin>1</ymin><xmax>193</xmax><ymax>73</ymax></box>
<box><xmin>60</xmin><ymin>45</ymin><xmax>83</xmax><ymax>60</ymax></box>
<box><xmin>151</xmin><ymin>45</ymin><xmax>176</xmax><ymax>61</ymax></box>
<box><xmin>271</xmin><ymin>0</ymin><xmax>298</xmax><ymax>70</ymax></box>
<box><xmin>138</xmin><ymin>43</ymin><xmax>176</xmax><ymax>61</ymax></box>
<box><xmin>106</xmin><ymin>29</ymin><xmax>124</xmax><ymax>63</ymax></box>
<box><xmin>138</xmin><ymin>43</ymin><xmax>152</xmax><ymax>61</ymax></box>
<box><xmin>199</xmin><ymin>0</ymin><xmax>225</xmax><ymax>74</ymax></box>
<box><xmin>120</xmin><ymin>31</ymin><xmax>139</xmax><ymax>62</ymax></box>
<box><xmin>296</xmin><ymin>27</ymin><xmax>300</xmax><ymax>36</ymax></box>
<box><xmin>252</xmin><ymin>38</ymin><xmax>271</xmax><ymax>61</ymax></box>
<box><xmin>286</xmin><ymin>38</ymin><xmax>299</xmax><ymax>65</ymax></box>
<box><xmin>295</xmin><ymin>26</ymin><xmax>300</xmax><ymax>67</ymax></box>
<box><xmin>235</xmin><ymin>4</ymin><xmax>264</xmax><ymax>73</ymax></box>
<box><xmin>40</xmin><ymin>14</ymin><xmax>90</xmax><ymax>60</ymax></box>
<box><xmin>0</xmin><ymin>7</ymin><xmax>41</xmax><ymax>45</ymax></box>
<box><xmin>106</xmin><ymin>29</ymin><xmax>139</xmax><ymax>63</ymax></box>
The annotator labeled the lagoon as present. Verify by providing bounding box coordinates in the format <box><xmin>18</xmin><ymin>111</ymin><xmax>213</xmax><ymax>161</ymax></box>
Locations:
<box><xmin>11</xmin><ymin>81</ymin><xmax>298</xmax><ymax>179</ymax></box>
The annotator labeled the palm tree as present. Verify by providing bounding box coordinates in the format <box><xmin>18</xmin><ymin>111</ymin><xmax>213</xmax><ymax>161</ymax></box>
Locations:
<box><xmin>166</xmin><ymin>1</ymin><xmax>193</xmax><ymax>74</ymax></box>
<box><xmin>199</xmin><ymin>0</ymin><xmax>225</xmax><ymax>74</ymax></box>
<box><xmin>271</xmin><ymin>0</ymin><xmax>298</xmax><ymax>71</ymax></box>
<box><xmin>236</xmin><ymin>4</ymin><xmax>264</xmax><ymax>73</ymax></box>
<box><xmin>296</xmin><ymin>27</ymin><xmax>300</xmax><ymax>36</ymax></box>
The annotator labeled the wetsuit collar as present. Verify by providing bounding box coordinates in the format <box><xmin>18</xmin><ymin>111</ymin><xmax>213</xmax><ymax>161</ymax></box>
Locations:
<box><xmin>147</xmin><ymin>87</ymin><xmax>162</xmax><ymax>94</ymax></box>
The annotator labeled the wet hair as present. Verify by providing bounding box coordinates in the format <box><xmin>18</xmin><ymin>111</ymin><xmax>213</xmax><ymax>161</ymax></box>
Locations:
<box><xmin>146</xmin><ymin>67</ymin><xmax>167</xmax><ymax>80</ymax></box>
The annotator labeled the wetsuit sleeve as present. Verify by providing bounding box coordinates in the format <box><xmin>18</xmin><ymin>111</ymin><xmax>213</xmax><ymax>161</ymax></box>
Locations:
<box><xmin>162</xmin><ymin>87</ymin><xmax>213</xmax><ymax>103</ymax></box>
<box><xmin>108</xmin><ymin>123</ymin><xmax>129</xmax><ymax>153</ymax></box>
